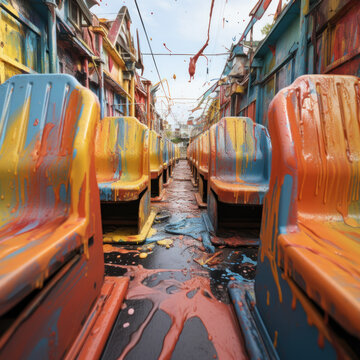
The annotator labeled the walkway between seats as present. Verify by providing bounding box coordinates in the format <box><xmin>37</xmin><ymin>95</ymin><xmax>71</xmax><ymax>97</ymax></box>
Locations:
<box><xmin>101</xmin><ymin>160</ymin><xmax>257</xmax><ymax>360</ymax></box>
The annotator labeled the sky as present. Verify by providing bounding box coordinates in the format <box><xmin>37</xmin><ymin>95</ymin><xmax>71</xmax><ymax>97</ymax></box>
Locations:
<box><xmin>92</xmin><ymin>0</ymin><xmax>285</xmax><ymax>128</ymax></box>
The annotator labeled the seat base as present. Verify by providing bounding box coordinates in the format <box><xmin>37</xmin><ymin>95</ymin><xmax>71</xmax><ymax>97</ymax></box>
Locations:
<box><xmin>194</xmin><ymin>192</ymin><xmax>207</xmax><ymax>208</ymax></box>
<box><xmin>253</xmin><ymin>256</ymin><xmax>355</xmax><ymax>359</ymax></box>
<box><xmin>163</xmin><ymin>177</ymin><xmax>173</xmax><ymax>188</ymax></box>
<box><xmin>151</xmin><ymin>174</ymin><xmax>164</xmax><ymax>198</ymax></box>
<box><xmin>102</xmin><ymin>210</ymin><xmax>156</xmax><ymax>244</ymax></box>
<box><xmin>0</xmin><ymin>244</ymin><xmax>104</xmax><ymax>359</ymax></box>
<box><xmin>191</xmin><ymin>167</ymin><xmax>199</xmax><ymax>187</ymax></box>
<box><xmin>208</xmin><ymin>189</ymin><xmax>263</xmax><ymax>234</ymax></box>
<box><xmin>151</xmin><ymin>188</ymin><xmax>166</xmax><ymax>202</ymax></box>
<box><xmin>163</xmin><ymin>167</ymin><xmax>169</xmax><ymax>185</ymax></box>
<box><xmin>278</xmin><ymin>220</ymin><xmax>360</xmax><ymax>337</ymax></box>
<box><xmin>199</xmin><ymin>174</ymin><xmax>208</xmax><ymax>204</ymax></box>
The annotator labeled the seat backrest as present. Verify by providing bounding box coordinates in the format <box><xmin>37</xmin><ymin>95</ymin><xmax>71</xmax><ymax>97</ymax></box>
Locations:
<box><xmin>265</xmin><ymin>75</ymin><xmax>360</xmax><ymax>230</ymax></box>
<box><xmin>171</xmin><ymin>142</ymin><xmax>175</xmax><ymax>163</ymax></box>
<box><xmin>150</xmin><ymin>130</ymin><xmax>163</xmax><ymax>173</ymax></box>
<box><xmin>95</xmin><ymin>116</ymin><xmax>149</xmax><ymax>183</ymax></box>
<box><xmin>168</xmin><ymin>141</ymin><xmax>173</xmax><ymax>163</ymax></box>
<box><xmin>194</xmin><ymin>138</ymin><xmax>199</xmax><ymax>167</ymax></box>
<box><xmin>163</xmin><ymin>138</ymin><xmax>169</xmax><ymax>166</ymax></box>
<box><xmin>209</xmin><ymin>117</ymin><xmax>271</xmax><ymax>185</ymax></box>
<box><xmin>0</xmin><ymin>74</ymin><xmax>100</xmax><ymax>227</ymax></box>
<box><xmin>199</xmin><ymin>130</ymin><xmax>210</xmax><ymax>174</ymax></box>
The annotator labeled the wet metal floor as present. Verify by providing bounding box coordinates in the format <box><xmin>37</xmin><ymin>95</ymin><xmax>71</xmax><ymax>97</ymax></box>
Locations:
<box><xmin>101</xmin><ymin>160</ymin><xmax>258</xmax><ymax>360</ymax></box>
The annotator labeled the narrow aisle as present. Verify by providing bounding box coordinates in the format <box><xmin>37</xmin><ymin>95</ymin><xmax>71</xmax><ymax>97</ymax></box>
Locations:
<box><xmin>102</xmin><ymin>160</ymin><xmax>257</xmax><ymax>360</ymax></box>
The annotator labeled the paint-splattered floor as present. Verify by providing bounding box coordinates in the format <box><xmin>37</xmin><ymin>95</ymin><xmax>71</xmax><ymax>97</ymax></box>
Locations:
<box><xmin>101</xmin><ymin>160</ymin><xmax>258</xmax><ymax>360</ymax></box>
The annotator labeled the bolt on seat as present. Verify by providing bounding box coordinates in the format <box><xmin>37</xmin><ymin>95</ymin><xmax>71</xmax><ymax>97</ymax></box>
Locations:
<box><xmin>207</xmin><ymin>117</ymin><xmax>271</xmax><ymax>233</ymax></box>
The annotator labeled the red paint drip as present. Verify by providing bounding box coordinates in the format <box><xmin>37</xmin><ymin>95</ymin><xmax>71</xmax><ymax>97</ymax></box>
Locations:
<box><xmin>33</xmin><ymin>118</ymin><xmax>39</xmax><ymax>126</ymax></box>
<box><xmin>188</xmin><ymin>0</ymin><xmax>215</xmax><ymax>81</ymax></box>
<box><xmin>163</xmin><ymin>43</ymin><xmax>172</xmax><ymax>53</ymax></box>
<box><xmin>268</xmin><ymin>44</ymin><xmax>276</xmax><ymax>56</ymax></box>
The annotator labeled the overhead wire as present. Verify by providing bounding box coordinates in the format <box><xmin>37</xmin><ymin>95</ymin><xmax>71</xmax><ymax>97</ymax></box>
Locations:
<box><xmin>142</xmin><ymin>53</ymin><xmax>228</xmax><ymax>56</ymax></box>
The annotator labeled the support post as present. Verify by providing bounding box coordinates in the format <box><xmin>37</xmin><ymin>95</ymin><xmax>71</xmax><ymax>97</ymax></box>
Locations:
<box><xmin>130</xmin><ymin>74</ymin><xmax>135</xmax><ymax>117</ymax></box>
<box><xmin>98</xmin><ymin>35</ymin><xmax>105</xmax><ymax>119</ymax></box>
<box><xmin>296</xmin><ymin>0</ymin><xmax>310</xmax><ymax>77</ymax></box>
<box><xmin>45</xmin><ymin>0</ymin><xmax>58</xmax><ymax>73</ymax></box>
<box><xmin>84</xmin><ymin>58</ymin><xmax>89</xmax><ymax>88</ymax></box>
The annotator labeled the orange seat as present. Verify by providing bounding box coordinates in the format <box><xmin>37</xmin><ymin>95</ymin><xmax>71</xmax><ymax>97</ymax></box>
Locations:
<box><xmin>198</xmin><ymin>131</ymin><xmax>210</xmax><ymax>180</ymax></box>
<box><xmin>261</xmin><ymin>75</ymin><xmax>360</xmax><ymax>337</ymax></box>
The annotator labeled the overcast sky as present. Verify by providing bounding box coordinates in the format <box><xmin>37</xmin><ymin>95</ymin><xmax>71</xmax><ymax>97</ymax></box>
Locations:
<box><xmin>92</xmin><ymin>0</ymin><xmax>285</xmax><ymax>127</ymax></box>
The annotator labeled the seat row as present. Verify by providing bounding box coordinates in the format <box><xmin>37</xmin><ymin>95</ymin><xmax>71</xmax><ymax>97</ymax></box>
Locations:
<box><xmin>188</xmin><ymin>75</ymin><xmax>360</xmax><ymax>359</ymax></box>
<box><xmin>0</xmin><ymin>73</ymin><xmax>177</xmax><ymax>358</ymax></box>
<box><xmin>188</xmin><ymin>116</ymin><xmax>271</xmax><ymax>231</ymax></box>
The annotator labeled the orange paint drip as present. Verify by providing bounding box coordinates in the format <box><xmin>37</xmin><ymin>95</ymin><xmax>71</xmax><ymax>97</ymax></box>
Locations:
<box><xmin>118</xmin><ymin>265</ymin><xmax>246</xmax><ymax>360</ymax></box>
<box><xmin>273</xmin><ymin>330</ymin><xmax>278</xmax><ymax>348</ymax></box>
<box><xmin>262</xmin><ymin>75</ymin><xmax>360</xmax><ymax>340</ymax></box>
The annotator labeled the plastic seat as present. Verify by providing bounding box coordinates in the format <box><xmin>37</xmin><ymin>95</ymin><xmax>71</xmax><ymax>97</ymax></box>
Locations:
<box><xmin>0</xmin><ymin>74</ymin><xmax>104</xmax><ymax>355</ymax></box>
<box><xmin>209</xmin><ymin>117</ymin><xmax>271</xmax><ymax>205</ymax></box>
<box><xmin>207</xmin><ymin>117</ymin><xmax>271</xmax><ymax>232</ymax></box>
<box><xmin>197</xmin><ymin>131</ymin><xmax>210</xmax><ymax>204</ymax></box>
<box><xmin>172</xmin><ymin>142</ymin><xmax>175</xmax><ymax>166</ymax></box>
<box><xmin>176</xmin><ymin>144</ymin><xmax>180</xmax><ymax>162</ymax></box>
<box><xmin>168</xmin><ymin>141</ymin><xmax>174</xmax><ymax>177</ymax></box>
<box><xmin>95</xmin><ymin>117</ymin><xmax>149</xmax><ymax>202</ymax></box>
<box><xmin>258</xmin><ymin>75</ymin><xmax>360</xmax><ymax>339</ymax></box>
<box><xmin>191</xmin><ymin>138</ymin><xmax>200</xmax><ymax>185</ymax></box>
<box><xmin>149</xmin><ymin>130</ymin><xmax>163</xmax><ymax>198</ymax></box>
<box><xmin>198</xmin><ymin>131</ymin><xmax>210</xmax><ymax>180</ymax></box>
<box><xmin>163</xmin><ymin>138</ymin><xmax>170</xmax><ymax>184</ymax></box>
<box><xmin>150</xmin><ymin>130</ymin><xmax>163</xmax><ymax>179</ymax></box>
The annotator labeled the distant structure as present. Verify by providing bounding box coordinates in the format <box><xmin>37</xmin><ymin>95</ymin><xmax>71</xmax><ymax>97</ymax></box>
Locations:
<box><xmin>0</xmin><ymin>0</ymin><xmax>162</xmax><ymax>130</ymax></box>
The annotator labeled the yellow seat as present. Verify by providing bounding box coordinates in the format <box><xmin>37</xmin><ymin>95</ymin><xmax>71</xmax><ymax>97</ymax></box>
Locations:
<box><xmin>95</xmin><ymin>116</ymin><xmax>149</xmax><ymax>202</ymax></box>
<box><xmin>150</xmin><ymin>130</ymin><xmax>164</xmax><ymax>198</ymax></box>
<box><xmin>150</xmin><ymin>130</ymin><xmax>163</xmax><ymax>178</ymax></box>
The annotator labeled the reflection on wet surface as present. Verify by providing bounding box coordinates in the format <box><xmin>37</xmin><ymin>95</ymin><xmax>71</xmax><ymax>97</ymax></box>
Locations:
<box><xmin>101</xmin><ymin>160</ymin><xmax>258</xmax><ymax>360</ymax></box>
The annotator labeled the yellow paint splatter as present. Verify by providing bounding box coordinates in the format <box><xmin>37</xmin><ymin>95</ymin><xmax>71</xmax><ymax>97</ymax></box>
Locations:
<box><xmin>147</xmin><ymin>227</ymin><xmax>157</xmax><ymax>238</ymax></box>
<box><xmin>157</xmin><ymin>239</ymin><xmax>173</xmax><ymax>247</ymax></box>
